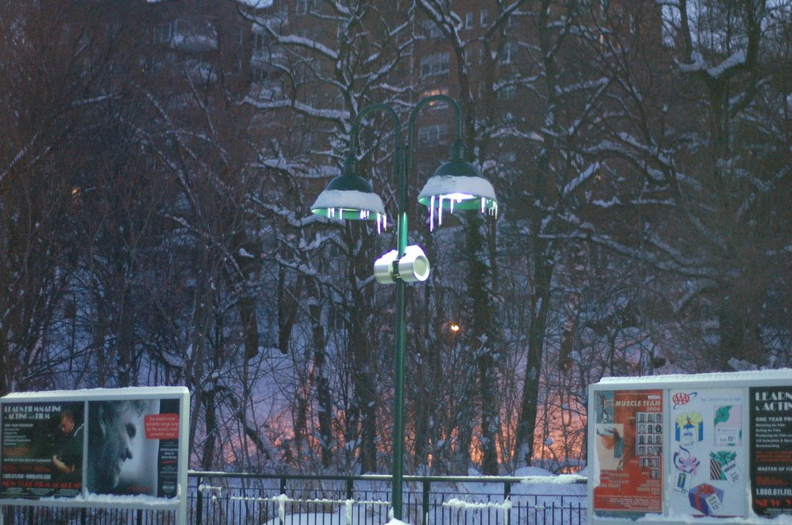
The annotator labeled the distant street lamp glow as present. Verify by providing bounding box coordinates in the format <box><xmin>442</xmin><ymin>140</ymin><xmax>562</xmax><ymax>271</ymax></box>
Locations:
<box><xmin>310</xmin><ymin>95</ymin><xmax>498</xmax><ymax>521</ymax></box>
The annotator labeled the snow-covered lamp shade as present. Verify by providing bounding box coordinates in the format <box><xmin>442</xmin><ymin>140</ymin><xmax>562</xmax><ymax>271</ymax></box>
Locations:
<box><xmin>417</xmin><ymin>143</ymin><xmax>498</xmax><ymax>230</ymax></box>
<box><xmin>311</xmin><ymin>169</ymin><xmax>388</xmax><ymax>231</ymax></box>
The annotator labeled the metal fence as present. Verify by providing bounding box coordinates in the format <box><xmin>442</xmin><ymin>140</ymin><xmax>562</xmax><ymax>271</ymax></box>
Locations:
<box><xmin>1</xmin><ymin>472</ymin><xmax>587</xmax><ymax>525</ymax></box>
<box><xmin>0</xmin><ymin>505</ymin><xmax>176</xmax><ymax>525</ymax></box>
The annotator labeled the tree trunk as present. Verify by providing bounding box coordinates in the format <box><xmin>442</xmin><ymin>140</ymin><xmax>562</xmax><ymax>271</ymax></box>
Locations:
<box><xmin>348</xmin><ymin>227</ymin><xmax>378</xmax><ymax>473</ymax></box>
<box><xmin>465</xmin><ymin>215</ymin><xmax>498</xmax><ymax>475</ymax></box>
<box><xmin>310</xmin><ymin>299</ymin><xmax>334</xmax><ymax>468</ymax></box>
<box><xmin>514</xmin><ymin>100</ymin><xmax>555</xmax><ymax>465</ymax></box>
<box><xmin>514</xmin><ymin>249</ymin><xmax>554</xmax><ymax>467</ymax></box>
<box><xmin>201</xmin><ymin>390</ymin><xmax>217</xmax><ymax>471</ymax></box>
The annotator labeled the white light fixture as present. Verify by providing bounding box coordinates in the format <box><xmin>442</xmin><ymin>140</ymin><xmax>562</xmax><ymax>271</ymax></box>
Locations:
<box><xmin>397</xmin><ymin>245</ymin><xmax>431</xmax><ymax>283</ymax></box>
<box><xmin>373</xmin><ymin>245</ymin><xmax>431</xmax><ymax>284</ymax></box>
<box><xmin>373</xmin><ymin>250</ymin><xmax>399</xmax><ymax>284</ymax></box>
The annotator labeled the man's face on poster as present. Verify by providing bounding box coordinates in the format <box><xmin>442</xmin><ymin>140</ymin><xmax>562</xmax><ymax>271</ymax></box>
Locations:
<box><xmin>96</xmin><ymin>404</ymin><xmax>141</xmax><ymax>489</ymax></box>
<box><xmin>59</xmin><ymin>415</ymin><xmax>74</xmax><ymax>434</ymax></box>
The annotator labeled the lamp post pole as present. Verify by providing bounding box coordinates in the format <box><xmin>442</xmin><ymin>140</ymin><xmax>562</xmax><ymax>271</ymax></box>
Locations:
<box><xmin>392</xmin><ymin>140</ymin><xmax>408</xmax><ymax>521</ymax></box>
<box><xmin>389</xmin><ymin>96</ymin><xmax>463</xmax><ymax>520</ymax></box>
<box><xmin>347</xmin><ymin>104</ymin><xmax>407</xmax><ymax>519</ymax></box>
<box><xmin>312</xmin><ymin>94</ymin><xmax>497</xmax><ymax>522</ymax></box>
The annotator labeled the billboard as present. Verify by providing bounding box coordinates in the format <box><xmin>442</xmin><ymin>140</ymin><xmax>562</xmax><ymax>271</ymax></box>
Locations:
<box><xmin>750</xmin><ymin>385</ymin><xmax>792</xmax><ymax>518</ymax></box>
<box><xmin>0</xmin><ymin>387</ymin><xmax>188</xmax><ymax>518</ymax></box>
<box><xmin>589</xmin><ymin>369</ymin><xmax>792</xmax><ymax>524</ymax></box>
<box><xmin>592</xmin><ymin>389</ymin><xmax>663</xmax><ymax>517</ymax></box>
<box><xmin>668</xmin><ymin>387</ymin><xmax>747</xmax><ymax>518</ymax></box>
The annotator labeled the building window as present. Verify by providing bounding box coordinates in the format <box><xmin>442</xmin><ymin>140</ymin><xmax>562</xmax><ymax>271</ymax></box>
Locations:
<box><xmin>466</xmin><ymin>12</ymin><xmax>474</xmax><ymax>29</ymax></box>
<box><xmin>418</xmin><ymin>124</ymin><xmax>449</xmax><ymax>145</ymax></box>
<box><xmin>296</xmin><ymin>0</ymin><xmax>311</xmax><ymax>15</ymax></box>
<box><xmin>421</xmin><ymin>20</ymin><xmax>443</xmax><ymax>39</ymax></box>
<box><xmin>420</xmin><ymin>52</ymin><xmax>449</xmax><ymax>78</ymax></box>
<box><xmin>480</xmin><ymin>9</ymin><xmax>490</xmax><ymax>27</ymax></box>
<box><xmin>500</xmin><ymin>41</ymin><xmax>517</xmax><ymax>64</ymax></box>
<box><xmin>421</xmin><ymin>88</ymin><xmax>450</xmax><ymax>109</ymax></box>
<box><xmin>499</xmin><ymin>84</ymin><xmax>517</xmax><ymax>100</ymax></box>
<box><xmin>499</xmin><ymin>151</ymin><xmax>517</xmax><ymax>164</ymax></box>
<box><xmin>252</xmin><ymin>32</ymin><xmax>268</xmax><ymax>53</ymax></box>
<box><xmin>153</xmin><ymin>21</ymin><xmax>175</xmax><ymax>44</ymax></box>
<box><xmin>251</xmin><ymin>65</ymin><xmax>271</xmax><ymax>83</ymax></box>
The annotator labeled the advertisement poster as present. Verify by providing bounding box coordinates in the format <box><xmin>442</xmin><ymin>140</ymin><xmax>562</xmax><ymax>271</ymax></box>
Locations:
<box><xmin>1</xmin><ymin>390</ymin><xmax>185</xmax><ymax>503</ymax></box>
<box><xmin>85</xmin><ymin>398</ymin><xmax>180</xmax><ymax>498</ymax></box>
<box><xmin>593</xmin><ymin>389</ymin><xmax>663</xmax><ymax>517</ymax></box>
<box><xmin>668</xmin><ymin>388</ymin><xmax>747</xmax><ymax>518</ymax></box>
<box><xmin>0</xmin><ymin>401</ymin><xmax>85</xmax><ymax>499</ymax></box>
<box><xmin>750</xmin><ymin>386</ymin><xmax>792</xmax><ymax>517</ymax></box>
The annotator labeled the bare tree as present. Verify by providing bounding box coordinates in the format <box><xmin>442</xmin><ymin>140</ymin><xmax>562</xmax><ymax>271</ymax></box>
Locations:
<box><xmin>239</xmin><ymin>0</ymin><xmax>417</xmax><ymax>473</ymax></box>
<box><xmin>0</xmin><ymin>1</ymin><xmax>110</xmax><ymax>394</ymax></box>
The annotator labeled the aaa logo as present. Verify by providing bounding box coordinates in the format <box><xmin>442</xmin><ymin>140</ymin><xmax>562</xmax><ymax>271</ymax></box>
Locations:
<box><xmin>673</xmin><ymin>392</ymin><xmax>697</xmax><ymax>408</ymax></box>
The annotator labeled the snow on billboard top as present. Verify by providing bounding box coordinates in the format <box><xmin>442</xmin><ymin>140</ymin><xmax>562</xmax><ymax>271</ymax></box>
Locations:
<box><xmin>596</xmin><ymin>368</ymin><xmax>792</xmax><ymax>387</ymax></box>
<box><xmin>1</xmin><ymin>386</ymin><xmax>188</xmax><ymax>400</ymax></box>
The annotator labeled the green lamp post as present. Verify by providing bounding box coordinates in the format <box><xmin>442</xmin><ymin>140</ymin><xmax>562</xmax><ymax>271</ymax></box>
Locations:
<box><xmin>311</xmin><ymin>94</ymin><xmax>497</xmax><ymax>521</ymax></box>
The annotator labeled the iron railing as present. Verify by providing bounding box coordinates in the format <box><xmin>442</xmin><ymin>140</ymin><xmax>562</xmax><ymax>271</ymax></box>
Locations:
<box><xmin>1</xmin><ymin>472</ymin><xmax>587</xmax><ymax>525</ymax></box>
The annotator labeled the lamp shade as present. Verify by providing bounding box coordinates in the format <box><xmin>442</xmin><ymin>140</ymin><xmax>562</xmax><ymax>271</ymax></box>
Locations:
<box><xmin>416</xmin><ymin>140</ymin><xmax>498</xmax><ymax>229</ymax></box>
<box><xmin>311</xmin><ymin>155</ymin><xmax>387</xmax><ymax>228</ymax></box>
<box><xmin>417</xmin><ymin>164</ymin><xmax>498</xmax><ymax>231</ymax></box>
<box><xmin>311</xmin><ymin>175</ymin><xmax>386</xmax><ymax>220</ymax></box>
<box><xmin>417</xmin><ymin>172</ymin><xmax>498</xmax><ymax>211</ymax></box>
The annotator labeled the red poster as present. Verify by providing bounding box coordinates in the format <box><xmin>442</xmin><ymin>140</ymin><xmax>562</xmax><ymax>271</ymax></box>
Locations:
<box><xmin>593</xmin><ymin>389</ymin><xmax>664</xmax><ymax>517</ymax></box>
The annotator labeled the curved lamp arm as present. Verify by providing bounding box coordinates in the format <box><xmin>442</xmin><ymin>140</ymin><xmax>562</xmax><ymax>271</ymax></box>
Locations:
<box><xmin>345</xmin><ymin>103</ymin><xmax>402</xmax><ymax>180</ymax></box>
<box><xmin>347</xmin><ymin>103</ymin><xmax>411</xmax><ymax>257</ymax></box>
<box><xmin>405</xmin><ymin>94</ymin><xmax>465</xmax><ymax>180</ymax></box>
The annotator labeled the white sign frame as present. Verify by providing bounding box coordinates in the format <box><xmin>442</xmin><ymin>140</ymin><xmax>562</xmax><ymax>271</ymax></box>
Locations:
<box><xmin>588</xmin><ymin>369</ymin><xmax>792</xmax><ymax>525</ymax></box>
<box><xmin>0</xmin><ymin>387</ymin><xmax>189</xmax><ymax>525</ymax></box>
